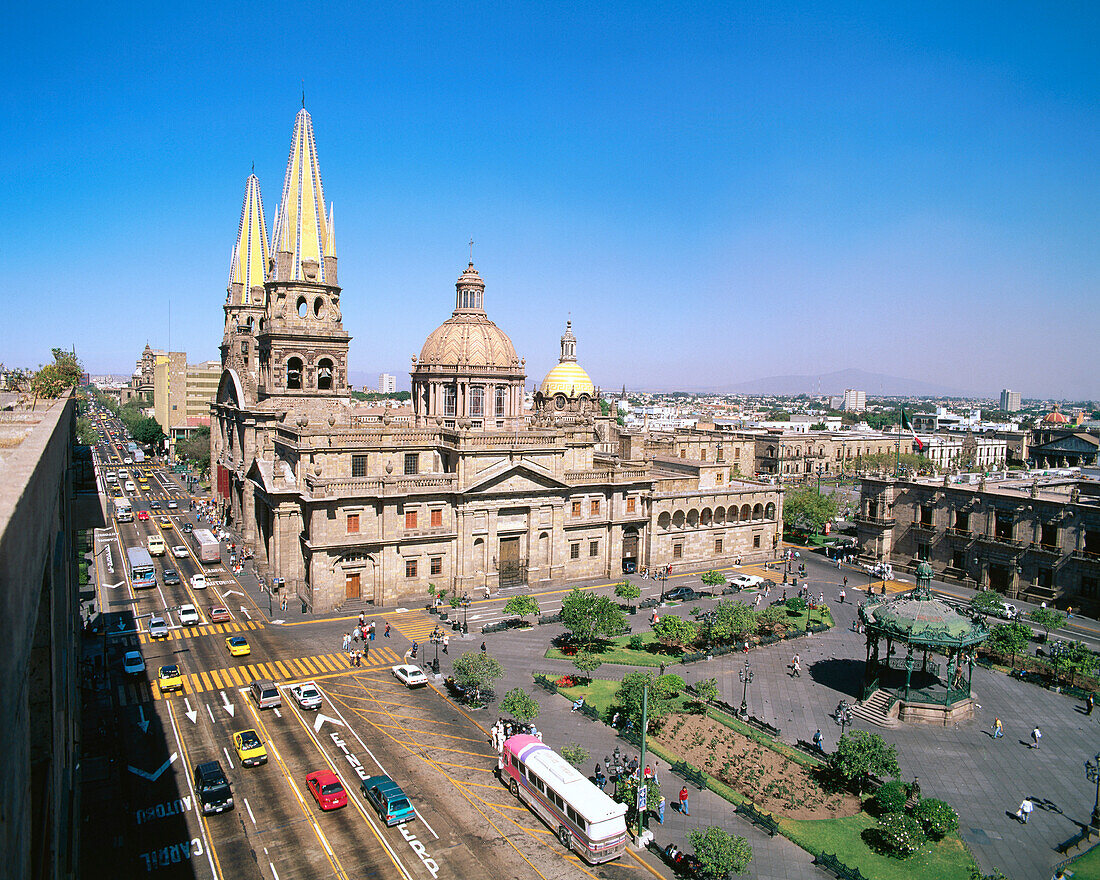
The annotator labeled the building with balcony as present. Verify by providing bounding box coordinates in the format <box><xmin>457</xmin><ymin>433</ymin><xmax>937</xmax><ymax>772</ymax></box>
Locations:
<box><xmin>211</xmin><ymin>108</ymin><xmax>782</xmax><ymax>613</ymax></box>
<box><xmin>856</xmin><ymin>472</ymin><xmax>1100</xmax><ymax>614</ymax></box>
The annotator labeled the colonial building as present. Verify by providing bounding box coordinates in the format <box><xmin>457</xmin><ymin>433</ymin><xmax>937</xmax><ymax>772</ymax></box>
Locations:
<box><xmin>856</xmin><ymin>473</ymin><xmax>1100</xmax><ymax>615</ymax></box>
<box><xmin>211</xmin><ymin>108</ymin><xmax>782</xmax><ymax>613</ymax></box>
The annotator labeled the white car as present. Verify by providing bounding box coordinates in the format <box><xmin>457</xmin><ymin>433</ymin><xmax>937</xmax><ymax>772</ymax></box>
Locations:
<box><xmin>190</xmin><ymin>574</ymin><xmax>206</xmax><ymax>590</ymax></box>
<box><xmin>730</xmin><ymin>575</ymin><xmax>764</xmax><ymax>590</ymax></box>
<box><xmin>391</xmin><ymin>665</ymin><xmax>428</xmax><ymax>689</ymax></box>
<box><xmin>997</xmin><ymin>602</ymin><xmax>1019</xmax><ymax>620</ymax></box>
<box><xmin>149</xmin><ymin>615</ymin><xmax>169</xmax><ymax>639</ymax></box>
<box><xmin>290</xmin><ymin>681</ymin><xmax>323</xmax><ymax>710</ymax></box>
<box><xmin>167</xmin><ymin>500</ymin><xmax>178</xmax><ymax>509</ymax></box>
<box><xmin>178</xmin><ymin>604</ymin><xmax>200</xmax><ymax>626</ymax></box>
<box><xmin>122</xmin><ymin>651</ymin><xmax>146</xmax><ymax>675</ymax></box>
<box><xmin>172</xmin><ymin>545</ymin><xmax>189</xmax><ymax>558</ymax></box>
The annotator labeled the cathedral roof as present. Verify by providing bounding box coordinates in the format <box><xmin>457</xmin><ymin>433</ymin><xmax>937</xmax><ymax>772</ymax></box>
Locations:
<box><xmin>1043</xmin><ymin>407</ymin><xmax>1070</xmax><ymax>424</ymax></box>
<box><xmin>270</xmin><ymin>108</ymin><xmax>334</xmax><ymax>282</ymax></box>
<box><xmin>417</xmin><ymin>263</ymin><xmax>522</xmax><ymax>371</ymax></box>
<box><xmin>541</xmin><ymin>361</ymin><xmax>595</xmax><ymax>397</ymax></box>
<box><xmin>228</xmin><ymin>173</ymin><xmax>270</xmax><ymax>304</ymax></box>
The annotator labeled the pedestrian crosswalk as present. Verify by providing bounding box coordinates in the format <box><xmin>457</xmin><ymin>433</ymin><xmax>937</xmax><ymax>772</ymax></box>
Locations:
<box><xmin>137</xmin><ymin>619</ymin><xmax>263</xmax><ymax>644</ymax></box>
<box><xmin>383</xmin><ymin>609</ymin><xmax>443</xmax><ymax>642</ymax></box>
<box><xmin>123</xmin><ymin>646</ymin><xmax>405</xmax><ymax>705</ymax></box>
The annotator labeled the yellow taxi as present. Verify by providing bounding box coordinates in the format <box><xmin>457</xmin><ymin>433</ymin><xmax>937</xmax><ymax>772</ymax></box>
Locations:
<box><xmin>158</xmin><ymin>516</ymin><xmax>173</xmax><ymax>529</ymax></box>
<box><xmin>158</xmin><ymin>664</ymin><xmax>184</xmax><ymax>692</ymax></box>
<box><xmin>226</xmin><ymin>636</ymin><xmax>251</xmax><ymax>657</ymax></box>
<box><xmin>233</xmin><ymin>729</ymin><xmax>268</xmax><ymax>767</ymax></box>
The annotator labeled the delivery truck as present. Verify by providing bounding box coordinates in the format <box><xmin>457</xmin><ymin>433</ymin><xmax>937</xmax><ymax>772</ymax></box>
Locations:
<box><xmin>191</xmin><ymin>528</ymin><xmax>221</xmax><ymax>564</ymax></box>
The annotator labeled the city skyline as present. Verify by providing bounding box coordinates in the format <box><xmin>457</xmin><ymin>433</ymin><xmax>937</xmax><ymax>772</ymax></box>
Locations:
<box><xmin>4</xmin><ymin>2</ymin><xmax>1097</xmax><ymax>398</ymax></box>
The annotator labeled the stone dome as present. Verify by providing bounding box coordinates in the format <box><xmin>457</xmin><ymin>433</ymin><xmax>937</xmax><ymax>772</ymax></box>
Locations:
<box><xmin>416</xmin><ymin>261</ymin><xmax>521</xmax><ymax>369</ymax></box>
<box><xmin>541</xmin><ymin>361</ymin><xmax>595</xmax><ymax>397</ymax></box>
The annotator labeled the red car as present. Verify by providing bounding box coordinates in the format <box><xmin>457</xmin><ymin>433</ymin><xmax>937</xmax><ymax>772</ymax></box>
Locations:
<box><xmin>137</xmin><ymin>510</ymin><xmax>150</xmax><ymax>521</ymax></box>
<box><xmin>209</xmin><ymin>606</ymin><xmax>230</xmax><ymax>623</ymax></box>
<box><xmin>306</xmin><ymin>770</ymin><xmax>347</xmax><ymax>811</ymax></box>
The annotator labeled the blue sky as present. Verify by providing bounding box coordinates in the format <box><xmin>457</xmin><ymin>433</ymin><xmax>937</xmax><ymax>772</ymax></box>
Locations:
<box><xmin>3</xmin><ymin>1</ymin><xmax>1097</xmax><ymax>398</ymax></box>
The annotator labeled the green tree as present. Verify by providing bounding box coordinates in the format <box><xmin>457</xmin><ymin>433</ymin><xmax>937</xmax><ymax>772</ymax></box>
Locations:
<box><xmin>687</xmin><ymin>826</ymin><xmax>753</xmax><ymax>878</ymax></box>
<box><xmin>652</xmin><ymin>615</ymin><xmax>698</xmax><ymax>649</ymax></box>
<box><xmin>560</xmin><ymin>743</ymin><xmax>589</xmax><ymax>768</ymax></box>
<box><xmin>1048</xmin><ymin>640</ymin><xmax>1099</xmax><ymax>687</ymax></box>
<box><xmin>614</xmin><ymin>580</ymin><xmax>641</xmax><ymax>606</ymax></box>
<box><xmin>451</xmin><ymin>651</ymin><xmax>504</xmax><ymax>703</ymax></box>
<box><xmin>700</xmin><ymin>570</ymin><xmax>727</xmax><ymax>586</ymax></box>
<box><xmin>503</xmin><ymin>595</ymin><xmax>540</xmax><ymax>622</ymax></box>
<box><xmin>700</xmin><ymin>600</ymin><xmax>757</xmax><ymax>644</ymax></box>
<box><xmin>984</xmin><ymin>622</ymin><xmax>1032</xmax><ymax>666</ymax></box>
<box><xmin>969</xmin><ymin>591</ymin><xmax>1006</xmax><ymax>618</ymax></box>
<box><xmin>571</xmin><ymin>650</ymin><xmax>603</xmax><ymax>682</ymax></box>
<box><xmin>75</xmin><ymin>416</ymin><xmax>99</xmax><ymax>445</ymax></box>
<box><xmin>755</xmin><ymin>605</ymin><xmax>788</xmax><ymax>635</ymax></box>
<box><xmin>500</xmin><ymin>688</ymin><xmax>540</xmax><ymax>723</ymax></box>
<box><xmin>1027</xmin><ymin>607</ymin><xmax>1066</xmax><ymax>641</ymax></box>
<box><xmin>31</xmin><ymin>348</ymin><xmax>83</xmax><ymax>398</ymax></box>
<box><xmin>693</xmin><ymin>677</ymin><xmax>719</xmax><ymax>710</ymax></box>
<box><xmin>782</xmin><ymin>487</ymin><xmax>838</xmax><ymax>535</ymax></box>
<box><xmin>176</xmin><ymin>426</ymin><xmax>211</xmax><ymax>475</ymax></box>
<box><xmin>132</xmin><ymin>416</ymin><xmax>165</xmax><ymax>448</ymax></box>
<box><xmin>614</xmin><ymin>671</ymin><xmax>686</xmax><ymax>731</ymax></box>
<box><xmin>614</xmin><ymin>773</ymin><xmax>661</xmax><ymax>828</ymax></box>
<box><xmin>828</xmin><ymin>730</ymin><xmax>900</xmax><ymax>795</ymax></box>
<box><xmin>911</xmin><ymin>798</ymin><xmax>959</xmax><ymax>841</ymax></box>
<box><xmin>559</xmin><ymin>588</ymin><xmax>627</xmax><ymax>650</ymax></box>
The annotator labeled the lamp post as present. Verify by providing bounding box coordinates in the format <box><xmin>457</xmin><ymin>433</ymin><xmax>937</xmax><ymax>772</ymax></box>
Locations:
<box><xmin>430</xmin><ymin>630</ymin><xmax>441</xmax><ymax>675</ymax></box>
<box><xmin>1086</xmin><ymin>752</ymin><xmax>1100</xmax><ymax>832</ymax></box>
<box><xmin>460</xmin><ymin>593</ymin><xmax>470</xmax><ymax>635</ymax></box>
<box><xmin>836</xmin><ymin>702</ymin><xmax>852</xmax><ymax>738</ymax></box>
<box><xmin>738</xmin><ymin>659</ymin><xmax>754</xmax><ymax>717</ymax></box>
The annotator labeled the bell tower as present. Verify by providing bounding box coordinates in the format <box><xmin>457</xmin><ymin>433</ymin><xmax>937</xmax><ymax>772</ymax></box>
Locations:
<box><xmin>256</xmin><ymin>107</ymin><xmax>351</xmax><ymax>402</ymax></box>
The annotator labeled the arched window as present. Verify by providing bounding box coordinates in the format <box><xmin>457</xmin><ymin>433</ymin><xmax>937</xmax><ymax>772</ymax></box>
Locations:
<box><xmin>672</xmin><ymin>510</ymin><xmax>685</xmax><ymax>528</ymax></box>
<box><xmin>495</xmin><ymin>387</ymin><xmax>506</xmax><ymax>416</ymax></box>
<box><xmin>714</xmin><ymin>506</ymin><xmax>726</xmax><ymax>525</ymax></box>
<box><xmin>658</xmin><ymin>511</ymin><xmax>671</xmax><ymax>530</ymax></box>
<box><xmin>700</xmin><ymin>508</ymin><xmax>712</xmax><ymax>526</ymax></box>
<box><xmin>765</xmin><ymin>502</ymin><xmax>776</xmax><ymax>519</ymax></box>
<box><xmin>297</xmin><ymin>297</ymin><xmax>307</xmax><ymax>318</ymax></box>
<box><xmin>687</xmin><ymin>509</ymin><xmax>699</xmax><ymax>527</ymax></box>
<box><xmin>740</xmin><ymin>504</ymin><xmax>751</xmax><ymax>521</ymax></box>
<box><xmin>753</xmin><ymin>503</ymin><xmax>764</xmax><ymax>519</ymax></box>
<box><xmin>317</xmin><ymin>358</ymin><xmax>334</xmax><ymax>390</ymax></box>
<box><xmin>287</xmin><ymin>357</ymin><xmax>303</xmax><ymax>390</ymax></box>
<box><xmin>470</xmin><ymin>386</ymin><xmax>484</xmax><ymax>417</ymax></box>
<box><xmin>444</xmin><ymin>385</ymin><xmax>457</xmax><ymax>417</ymax></box>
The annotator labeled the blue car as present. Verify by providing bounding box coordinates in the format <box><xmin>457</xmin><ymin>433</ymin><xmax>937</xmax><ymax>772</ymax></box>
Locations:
<box><xmin>361</xmin><ymin>775</ymin><xmax>416</xmax><ymax>826</ymax></box>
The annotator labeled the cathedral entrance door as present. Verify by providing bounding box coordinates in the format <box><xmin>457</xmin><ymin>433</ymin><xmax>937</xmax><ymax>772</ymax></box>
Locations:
<box><xmin>346</xmin><ymin>572</ymin><xmax>360</xmax><ymax>599</ymax></box>
<box><xmin>622</xmin><ymin>531</ymin><xmax>638</xmax><ymax>574</ymax></box>
<box><xmin>498</xmin><ymin>537</ymin><xmax>525</xmax><ymax>589</ymax></box>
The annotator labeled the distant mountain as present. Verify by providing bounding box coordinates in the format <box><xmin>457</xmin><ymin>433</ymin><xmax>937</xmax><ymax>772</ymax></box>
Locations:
<box><xmin>699</xmin><ymin>368</ymin><xmax>975</xmax><ymax>398</ymax></box>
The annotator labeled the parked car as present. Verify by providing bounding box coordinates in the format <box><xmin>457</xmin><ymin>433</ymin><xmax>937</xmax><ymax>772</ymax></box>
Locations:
<box><xmin>306</xmin><ymin>770</ymin><xmax>347</xmax><ymax>811</ymax></box>
<box><xmin>361</xmin><ymin>775</ymin><xmax>416</xmax><ymax>826</ymax></box>
<box><xmin>664</xmin><ymin>587</ymin><xmax>701</xmax><ymax>602</ymax></box>
<box><xmin>392</xmin><ymin>665</ymin><xmax>428</xmax><ymax>689</ymax></box>
<box><xmin>290</xmin><ymin>681</ymin><xmax>323</xmax><ymax>710</ymax></box>
<box><xmin>122</xmin><ymin>651</ymin><xmax>146</xmax><ymax>675</ymax></box>
<box><xmin>178</xmin><ymin>604</ymin><xmax>200</xmax><ymax>626</ymax></box>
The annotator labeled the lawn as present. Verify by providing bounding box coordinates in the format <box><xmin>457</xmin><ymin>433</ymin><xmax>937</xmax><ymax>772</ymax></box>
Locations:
<box><xmin>545</xmin><ymin>631</ymin><xmax>675</xmax><ymax>667</ymax></box>
<box><xmin>553</xmin><ymin>677</ymin><xmax>694</xmax><ymax>720</ymax></box>
<box><xmin>1068</xmin><ymin>843</ymin><xmax>1100</xmax><ymax>880</ymax></box>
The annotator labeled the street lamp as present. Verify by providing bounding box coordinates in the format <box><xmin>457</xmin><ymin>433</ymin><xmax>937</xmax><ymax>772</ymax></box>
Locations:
<box><xmin>835</xmin><ymin>702</ymin><xmax>852</xmax><ymax>739</ymax></box>
<box><xmin>430</xmin><ymin>629</ymin><xmax>441</xmax><ymax>674</ymax></box>
<box><xmin>460</xmin><ymin>593</ymin><xmax>470</xmax><ymax>634</ymax></box>
<box><xmin>738</xmin><ymin>659</ymin><xmax>754</xmax><ymax>717</ymax></box>
<box><xmin>1086</xmin><ymin>752</ymin><xmax>1100</xmax><ymax>832</ymax></box>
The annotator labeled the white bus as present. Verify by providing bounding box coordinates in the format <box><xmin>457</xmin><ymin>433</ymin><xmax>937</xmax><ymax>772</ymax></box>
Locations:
<box><xmin>499</xmin><ymin>735</ymin><xmax>627</xmax><ymax>864</ymax></box>
<box><xmin>126</xmin><ymin>546</ymin><xmax>156</xmax><ymax>589</ymax></box>
<box><xmin>115</xmin><ymin>500</ymin><xmax>133</xmax><ymax>523</ymax></box>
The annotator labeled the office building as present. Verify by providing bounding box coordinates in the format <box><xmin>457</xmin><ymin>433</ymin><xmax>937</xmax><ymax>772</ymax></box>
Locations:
<box><xmin>379</xmin><ymin>373</ymin><xmax>396</xmax><ymax>393</ymax></box>
<box><xmin>842</xmin><ymin>389</ymin><xmax>866</xmax><ymax>412</ymax></box>
<box><xmin>1000</xmin><ymin>389</ymin><xmax>1022</xmax><ymax>413</ymax></box>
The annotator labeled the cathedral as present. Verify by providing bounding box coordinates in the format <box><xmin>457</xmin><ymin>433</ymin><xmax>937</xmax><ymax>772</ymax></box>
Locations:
<box><xmin>211</xmin><ymin>108</ymin><xmax>782</xmax><ymax>613</ymax></box>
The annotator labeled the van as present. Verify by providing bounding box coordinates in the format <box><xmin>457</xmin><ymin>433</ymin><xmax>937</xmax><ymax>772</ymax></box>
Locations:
<box><xmin>193</xmin><ymin>761</ymin><xmax>234</xmax><ymax>814</ymax></box>
<box><xmin>147</xmin><ymin>535</ymin><xmax>166</xmax><ymax>556</ymax></box>
<box><xmin>124</xmin><ymin>481</ymin><xmax>136</xmax><ymax>492</ymax></box>
<box><xmin>250</xmin><ymin>678</ymin><xmax>281</xmax><ymax>709</ymax></box>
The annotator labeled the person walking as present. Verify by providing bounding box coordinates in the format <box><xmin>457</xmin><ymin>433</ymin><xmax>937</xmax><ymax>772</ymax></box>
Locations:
<box><xmin>358</xmin><ymin>612</ymin><xmax>365</xmax><ymax>630</ymax></box>
<box><xmin>368</xmin><ymin>621</ymin><xmax>375</xmax><ymax>640</ymax></box>
<box><xmin>790</xmin><ymin>653</ymin><xmax>801</xmax><ymax>677</ymax></box>
<box><xmin>813</xmin><ymin>729</ymin><xmax>824</xmax><ymax>752</ymax></box>
<box><xmin>992</xmin><ymin>717</ymin><xmax>1004</xmax><ymax>739</ymax></box>
<box><xmin>480</xmin><ymin>642</ymin><xmax>487</xmax><ymax>653</ymax></box>
<box><xmin>384</xmin><ymin>622</ymin><xmax>391</xmax><ymax>638</ymax></box>
<box><xmin>1015</xmin><ymin>797</ymin><xmax>1034</xmax><ymax>823</ymax></box>
<box><xmin>442</xmin><ymin>635</ymin><xmax>449</xmax><ymax>654</ymax></box>
<box><xmin>657</xmin><ymin>795</ymin><xmax>666</xmax><ymax>824</ymax></box>
<box><xmin>679</xmin><ymin>786</ymin><xmax>689</xmax><ymax>816</ymax></box>
<box><xmin>839</xmin><ymin>588</ymin><xmax>846</xmax><ymax>604</ymax></box>
<box><xmin>1086</xmin><ymin>694</ymin><xmax>1094</xmax><ymax>716</ymax></box>
<box><xmin>1031</xmin><ymin>726</ymin><xmax>1042</xmax><ymax>749</ymax></box>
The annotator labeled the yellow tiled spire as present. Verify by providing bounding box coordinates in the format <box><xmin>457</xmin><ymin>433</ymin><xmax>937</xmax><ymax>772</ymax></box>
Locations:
<box><xmin>271</xmin><ymin>108</ymin><xmax>332</xmax><ymax>281</ymax></box>
<box><xmin>228</xmin><ymin>173</ymin><xmax>270</xmax><ymax>304</ymax></box>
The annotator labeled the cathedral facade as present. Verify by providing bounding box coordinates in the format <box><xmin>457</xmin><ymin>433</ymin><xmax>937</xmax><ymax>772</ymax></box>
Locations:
<box><xmin>211</xmin><ymin>109</ymin><xmax>782</xmax><ymax>613</ymax></box>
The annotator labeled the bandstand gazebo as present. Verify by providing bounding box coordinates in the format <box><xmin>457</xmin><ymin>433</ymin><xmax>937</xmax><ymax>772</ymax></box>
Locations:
<box><xmin>858</xmin><ymin>562</ymin><xmax>989</xmax><ymax>724</ymax></box>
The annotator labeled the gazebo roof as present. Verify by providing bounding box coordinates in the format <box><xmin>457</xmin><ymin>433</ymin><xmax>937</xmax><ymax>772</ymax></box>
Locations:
<box><xmin>859</xmin><ymin>582</ymin><xmax>988</xmax><ymax>647</ymax></box>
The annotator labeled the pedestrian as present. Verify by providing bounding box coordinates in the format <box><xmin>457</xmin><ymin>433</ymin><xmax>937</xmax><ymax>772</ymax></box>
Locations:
<box><xmin>1031</xmin><ymin>726</ymin><xmax>1042</xmax><ymax>749</ymax></box>
<box><xmin>481</xmin><ymin>641</ymin><xmax>487</xmax><ymax>653</ymax></box>
<box><xmin>679</xmin><ymin>786</ymin><xmax>689</xmax><ymax>816</ymax></box>
<box><xmin>1015</xmin><ymin>797</ymin><xmax>1034</xmax><ymax>823</ymax></box>
<box><xmin>843</xmin><ymin>576</ymin><xmax>848</xmax><ymax>589</ymax></box>
<box><xmin>442</xmin><ymin>635</ymin><xmax>449</xmax><ymax>654</ymax></box>
<box><xmin>992</xmin><ymin>717</ymin><xmax>1004</xmax><ymax>739</ymax></box>
<box><xmin>368</xmin><ymin>621</ymin><xmax>375</xmax><ymax>640</ymax></box>
<box><xmin>839</xmin><ymin>589</ymin><xmax>846</xmax><ymax>604</ymax></box>
<box><xmin>790</xmin><ymin>657</ymin><xmax>801</xmax><ymax>677</ymax></box>
<box><xmin>644</xmin><ymin>764</ymin><xmax>652</xmax><ymax>780</ymax></box>
<box><xmin>1086</xmin><ymin>694</ymin><xmax>1094</xmax><ymax>716</ymax></box>
<box><xmin>611</xmin><ymin>711</ymin><xmax>620</xmax><ymax>728</ymax></box>
<box><xmin>354</xmin><ymin>650</ymin><xmax>362</xmax><ymax>667</ymax></box>
<box><xmin>657</xmin><ymin>795</ymin><xmax>665</xmax><ymax>824</ymax></box>
<box><xmin>754</xmin><ymin>593</ymin><xmax>761</xmax><ymax>607</ymax></box>
<box><xmin>281</xmin><ymin>597</ymin><xmax>287</xmax><ymax>613</ymax></box>
<box><xmin>813</xmin><ymin>729</ymin><xmax>824</xmax><ymax>752</ymax></box>
<box><xmin>384</xmin><ymin>622</ymin><xmax>390</xmax><ymax>637</ymax></box>
<box><xmin>358</xmin><ymin>612</ymin><xmax>365</xmax><ymax>630</ymax></box>
<box><xmin>362</xmin><ymin>640</ymin><xmax>369</xmax><ymax>658</ymax></box>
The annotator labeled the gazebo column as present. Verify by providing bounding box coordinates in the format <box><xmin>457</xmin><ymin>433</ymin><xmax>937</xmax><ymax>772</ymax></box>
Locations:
<box><xmin>904</xmin><ymin>645</ymin><xmax>914</xmax><ymax>702</ymax></box>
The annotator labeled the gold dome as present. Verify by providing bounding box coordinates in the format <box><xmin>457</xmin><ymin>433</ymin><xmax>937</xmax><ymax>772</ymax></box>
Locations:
<box><xmin>541</xmin><ymin>361</ymin><xmax>595</xmax><ymax>397</ymax></box>
<box><xmin>418</xmin><ymin>313</ymin><xmax>519</xmax><ymax>369</ymax></box>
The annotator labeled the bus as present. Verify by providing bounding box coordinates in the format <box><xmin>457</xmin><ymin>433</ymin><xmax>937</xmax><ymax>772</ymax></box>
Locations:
<box><xmin>191</xmin><ymin>528</ymin><xmax>221</xmax><ymax>564</ymax></box>
<box><xmin>115</xmin><ymin>500</ymin><xmax>133</xmax><ymax>523</ymax></box>
<box><xmin>126</xmin><ymin>546</ymin><xmax>157</xmax><ymax>589</ymax></box>
<box><xmin>499</xmin><ymin>735</ymin><xmax>627</xmax><ymax>864</ymax></box>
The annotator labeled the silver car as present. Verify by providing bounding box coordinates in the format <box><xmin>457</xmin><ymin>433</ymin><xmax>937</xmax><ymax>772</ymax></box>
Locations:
<box><xmin>149</xmin><ymin>615</ymin><xmax>169</xmax><ymax>639</ymax></box>
<box><xmin>290</xmin><ymin>681</ymin><xmax>323</xmax><ymax>710</ymax></box>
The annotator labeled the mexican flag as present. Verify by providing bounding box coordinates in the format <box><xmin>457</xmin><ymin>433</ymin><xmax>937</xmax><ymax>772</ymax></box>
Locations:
<box><xmin>901</xmin><ymin>409</ymin><xmax>923</xmax><ymax>452</ymax></box>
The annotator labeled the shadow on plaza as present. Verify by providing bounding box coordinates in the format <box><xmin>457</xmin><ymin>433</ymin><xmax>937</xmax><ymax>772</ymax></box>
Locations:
<box><xmin>806</xmin><ymin>657</ymin><xmax>866</xmax><ymax>698</ymax></box>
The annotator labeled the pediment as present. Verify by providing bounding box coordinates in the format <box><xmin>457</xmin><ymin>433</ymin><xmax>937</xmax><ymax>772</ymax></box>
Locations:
<box><xmin>1034</xmin><ymin>435</ymin><xmax>1098</xmax><ymax>453</ymax></box>
<box><xmin>465</xmin><ymin>459</ymin><xmax>568</xmax><ymax>494</ymax></box>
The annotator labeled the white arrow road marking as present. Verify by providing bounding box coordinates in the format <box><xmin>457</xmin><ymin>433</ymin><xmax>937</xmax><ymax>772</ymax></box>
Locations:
<box><xmin>220</xmin><ymin>690</ymin><xmax>235</xmax><ymax>717</ymax></box>
<box><xmin>137</xmin><ymin>706</ymin><xmax>150</xmax><ymax>733</ymax></box>
<box><xmin>271</xmin><ymin>619</ymin><xmax>286</xmax><ymax>625</ymax></box>
<box><xmin>272</xmin><ymin>707</ymin><xmax>282</xmax><ymax>718</ymax></box>
<box><xmin>128</xmin><ymin>752</ymin><xmax>178</xmax><ymax>781</ymax></box>
<box><xmin>223</xmin><ymin>589</ymin><xmax>243</xmax><ymax>597</ymax></box>
<box><xmin>239</xmin><ymin>606</ymin><xmax>251</xmax><ymax>620</ymax></box>
<box><xmin>183</xmin><ymin>698</ymin><xmax>197</xmax><ymax>724</ymax></box>
<box><xmin>105</xmin><ymin>581</ymin><xmax>125</xmax><ymax>590</ymax></box>
<box><xmin>313</xmin><ymin>713</ymin><xmax>345</xmax><ymax>733</ymax></box>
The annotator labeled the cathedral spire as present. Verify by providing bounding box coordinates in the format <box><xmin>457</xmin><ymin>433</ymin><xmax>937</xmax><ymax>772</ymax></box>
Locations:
<box><xmin>228</xmin><ymin>173</ymin><xmax>270</xmax><ymax>305</ymax></box>
<box><xmin>271</xmin><ymin>108</ymin><xmax>332</xmax><ymax>282</ymax></box>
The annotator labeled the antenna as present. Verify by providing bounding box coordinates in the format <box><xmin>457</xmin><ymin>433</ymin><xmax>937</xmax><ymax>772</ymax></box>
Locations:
<box><xmin>301</xmin><ymin>81</ymin><xmax>306</xmax><ymax>109</ymax></box>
